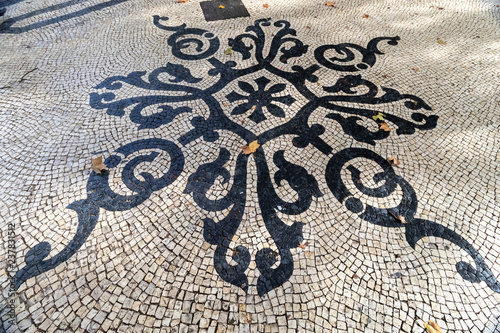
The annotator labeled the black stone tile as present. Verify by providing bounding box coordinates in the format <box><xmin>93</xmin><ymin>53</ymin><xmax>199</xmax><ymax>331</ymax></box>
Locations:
<box><xmin>200</xmin><ymin>0</ymin><xmax>250</xmax><ymax>22</ymax></box>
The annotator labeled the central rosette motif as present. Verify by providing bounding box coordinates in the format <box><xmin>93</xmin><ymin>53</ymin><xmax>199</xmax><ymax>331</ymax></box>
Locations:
<box><xmin>227</xmin><ymin>76</ymin><xmax>296</xmax><ymax>123</ymax></box>
<box><xmin>14</xmin><ymin>16</ymin><xmax>500</xmax><ymax>297</ymax></box>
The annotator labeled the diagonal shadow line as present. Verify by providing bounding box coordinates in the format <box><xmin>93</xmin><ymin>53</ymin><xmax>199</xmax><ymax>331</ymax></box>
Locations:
<box><xmin>0</xmin><ymin>0</ymin><xmax>129</xmax><ymax>33</ymax></box>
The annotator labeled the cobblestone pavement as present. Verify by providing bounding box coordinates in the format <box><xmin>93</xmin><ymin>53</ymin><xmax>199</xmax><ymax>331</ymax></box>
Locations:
<box><xmin>1</xmin><ymin>0</ymin><xmax>500</xmax><ymax>332</ymax></box>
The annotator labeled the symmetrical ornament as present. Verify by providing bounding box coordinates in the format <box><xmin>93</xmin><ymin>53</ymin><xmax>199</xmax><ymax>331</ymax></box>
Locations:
<box><xmin>15</xmin><ymin>17</ymin><xmax>499</xmax><ymax>296</ymax></box>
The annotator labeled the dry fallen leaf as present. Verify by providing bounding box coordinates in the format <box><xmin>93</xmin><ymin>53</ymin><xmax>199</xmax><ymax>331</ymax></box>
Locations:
<box><xmin>413</xmin><ymin>68</ymin><xmax>419</xmax><ymax>72</ymax></box>
<box><xmin>297</xmin><ymin>241</ymin><xmax>309</xmax><ymax>249</ymax></box>
<box><xmin>263</xmin><ymin>3</ymin><xmax>269</xmax><ymax>8</ymax></box>
<box><xmin>176</xmin><ymin>0</ymin><xmax>188</xmax><ymax>2</ymax></box>
<box><xmin>424</xmin><ymin>321</ymin><xmax>443</xmax><ymax>333</ymax></box>
<box><xmin>387</xmin><ymin>157</ymin><xmax>401</xmax><ymax>167</ymax></box>
<box><xmin>436</xmin><ymin>38</ymin><xmax>447</xmax><ymax>45</ymax></box>
<box><xmin>372</xmin><ymin>112</ymin><xmax>385</xmax><ymax>121</ymax></box>
<box><xmin>242</xmin><ymin>140</ymin><xmax>260</xmax><ymax>155</ymax></box>
<box><xmin>325</xmin><ymin>2</ymin><xmax>335</xmax><ymax>7</ymax></box>
<box><xmin>219</xmin><ymin>4</ymin><xmax>225</xmax><ymax>8</ymax></box>
<box><xmin>224</xmin><ymin>46</ymin><xmax>232</xmax><ymax>55</ymax></box>
<box><xmin>389</xmin><ymin>211</ymin><xmax>407</xmax><ymax>224</ymax></box>
<box><xmin>91</xmin><ymin>156</ymin><xmax>108</xmax><ymax>174</ymax></box>
<box><xmin>306</xmin><ymin>26</ymin><xmax>311</xmax><ymax>29</ymax></box>
<box><xmin>362</xmin><ymin>14</ymin><xmax>370</xmax><ymax>18</ymax></box>
<box><xmin>379</xmin><ymin>123</ymin><xmax>391</xmax><ymax>132</ymax></box>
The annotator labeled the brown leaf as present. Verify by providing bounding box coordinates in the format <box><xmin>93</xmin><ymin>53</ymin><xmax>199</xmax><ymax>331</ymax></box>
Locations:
<box><xmin>297</xmin><ymin>241</ymin><xmax>309</xmax><ymax>249</ymax></box>
<box><xmin>176</xmin><ymin>0</ymin><xmax>188</xmax><ymax>3</ymax></box>
<box><xmin>362</xmin><ymin>14</ymin><xmax>370</xmax><ymax>18</ymax></box>
<box><xmin>387</xmin><ymin>157</ymin><xmax>401</xmax><ymax>167</ymax></box>
<box><xmin>436</xmin><ymin>38</ymin><xmax>447</xmax><ymax>45</ymax></box>
<box><xmin>389</xmin><ymin>211</ymin><xmax>407</xmax><ymax>224</ymax></box>
<box><xmin>413</xmin><ymin>68</ymin><xmax>419</xmax><ymax>72</ymax></box>
<box><xmin>379</xmin><ymin>123</ymin><xmax>391</xmax><ymax>132</ymax></box>
<box><xmin>397</xmin><ymin>215</ymin><xmax>407</xmax><ymax>224</ymax></box>
<box><xmin>91</xmin><ymin>156</ymin><xmax>108</xmax><ymax>174</ymax></box>
<box><xmin>241</xmin><ymin>140</ymin><xmax>260</xmax><ymax>155</ymax></box>
<box><xmin>263</xmin><ymin>3</ymin><xmax>269</xmax><ymax>8</ymax></box>
<box><xmin>353</xmin><ymin>274</ymin><xmax>359</xmax><ymax>279</ymax></box>
<box><xmin>325</xmin><ymin>2</ymin><xmax>335</xmax><ymax>7</ymax></box>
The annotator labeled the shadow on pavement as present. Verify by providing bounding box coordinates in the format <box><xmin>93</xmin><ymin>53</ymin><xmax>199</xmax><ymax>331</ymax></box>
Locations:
<box><xmin>0</xmin><ymin>0</ymin><xmax>129</xmax><ymax>33</ymax></box>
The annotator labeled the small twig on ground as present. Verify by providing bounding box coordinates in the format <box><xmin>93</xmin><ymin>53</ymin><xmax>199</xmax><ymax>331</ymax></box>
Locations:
<box><xmin>19</xmin><ymin>67</ymin><xmax>38</xmax><ymax>83</ymax></box>
<box><xmin>388</xmin><ymin>210</ymin><xmax>398</xmax><ymax>220</ymax></box>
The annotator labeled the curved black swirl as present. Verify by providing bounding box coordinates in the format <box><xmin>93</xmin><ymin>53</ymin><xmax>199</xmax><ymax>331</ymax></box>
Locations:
<box><xmin>255</xmin><ymin>149</ymin><xmax>322</xmax><ymax>296</ymax></box>
<box><xmin>185</xmin><ymin>149</ymin><xmax>250</xmax><ymax>291</ymax></box>
<box><xmin>326</xmin><ymin>148</ymin><xmax>499</xmax><ymax>293</ymax></box>
<box><xmin>14</xmin><ymin>139</ymin><xmax>184</xmax><ymax>289</ymax></box>
<box><xmin>315</xmin><ymin>36</ymin><xmax>400</xmax><ymax>72</ymax></box>
<box><xmin>153</xmin><ymin>16</ymin><xmax>220</xmax><ymax>60</ymax></box>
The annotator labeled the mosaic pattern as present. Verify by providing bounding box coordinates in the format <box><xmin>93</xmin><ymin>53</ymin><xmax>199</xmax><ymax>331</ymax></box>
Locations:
<box><xmin>13</xmin><ymin>17</ymin><xmax>499</xmax><ymax>299</ymax></box>
<box><xmin>2</xmin><ymin>1</ymin><xmax>500</xmax><ymax>332</ymax></box>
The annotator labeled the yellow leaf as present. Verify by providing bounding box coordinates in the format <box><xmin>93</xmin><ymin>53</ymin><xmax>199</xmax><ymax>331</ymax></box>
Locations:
<box><xmin>224</xmin><ymin>47</ymin><xmax>232</xmax><ymax>55</ymax></box>
<box><xmin>436</xmin><ymin>38</ymin><xmax>447</xmax><ymax>45</ymax></box>
<box><xmin>176</xmin><ymin>0</ymin><xmax>188</xmax><ymax>2</ymax></box>
<box><xmin>424</xmin><ymin>321</ymin><xmax>443</xmax><ymax>333</ymax></box>
<box><xmin>91</xmin><ymin>156</ymin><xmax>108</xmax><ymax>174</ymax></box>
<box><xmin>325</xmin><ymin>2</ymin><xmax>335</xmax><ymax>7</ymax></box>
<box><xmin>429</xmin><ymin>321</ymin><xmax>442</xmax><ymax>332</ymax></box>
<box><xmin>372</xmin><ymin>112</ymin><xmax>385</xmax><ymax>121</ymax></box>
<box><xmin>379</xmin><ymin>123</ymin><xmax>391</xmax><ymax>132</ymax></box>
<box><xmin>219</xmin><ymin>4</ymin><xmax>225</xmax><ymax>8</ymax></box>
<box><xmin>387</xmin><ymin>157</ymin><xmax>400</xmax><ymax>167</ymax></box>
<box><xmin>241</xmin><ymin>140</ymin><xmax>260</xmax><ymax>155</ymax></box>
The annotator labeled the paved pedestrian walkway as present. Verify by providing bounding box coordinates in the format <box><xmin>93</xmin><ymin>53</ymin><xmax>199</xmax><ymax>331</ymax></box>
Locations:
<box><xmin>1</xmin><ymin>0</ymin><xmax>499</xmax><ymax>332</ymax></box>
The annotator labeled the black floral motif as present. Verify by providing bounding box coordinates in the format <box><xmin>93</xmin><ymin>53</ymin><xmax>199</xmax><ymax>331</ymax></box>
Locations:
<box><xmin>15</xmin><ymin>17</ymin><xmax>499</xmax><ymax>297</ymax></box>
<box><xmin>226</xmin><ymin>76</ymin><xmax>296</xmax><ymax>123</ymax></box>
